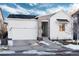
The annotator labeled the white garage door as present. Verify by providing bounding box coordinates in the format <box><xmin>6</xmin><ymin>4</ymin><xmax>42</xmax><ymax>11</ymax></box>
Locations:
<box><xmin>8</xmin><ymin>19</ymin><xmax>38</xmax><ymax>40</ymax></box>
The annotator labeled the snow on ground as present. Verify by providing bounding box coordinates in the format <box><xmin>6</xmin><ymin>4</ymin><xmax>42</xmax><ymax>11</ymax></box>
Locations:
<box><xmin>31</xmin><ymin>42</ymin><xmax>39</xmax><ymax>46</ymax></box>
<box><xmin>53</xmin><ymin>41</ymin><xmax>79</xmax><ymax>50</ymax></box>
<box><xmin>30</xmin><ymin>41</ymin><xmax>50</xmax><ymax>46</ymax></box>
<box><xmin>23</xmin><ymin>50</ymin><xmax>56</xmax><ymax>55</ymax></box>
<box><xmin>0</xmin><ymin>51</ymin><xmax>15</xmax><ymax>54</ymax></box>
<box><xmin>39</xmin><ymin>41</ymin><xmax>50</xmax><ymax>46</ymax></box>
<box><xmin>64</xmin><ymin>44</ymin><xmax>79</xmax><ymax>50</ymax></box>
<box><xmin>53</xmin><ymin>41</ymin><xmax>63</xmax><ymax>45</ymax></box>
<box><xmin>64</xmin><ymin>51</ymin><xmax>72</xmax><ymax>54</ymax></box>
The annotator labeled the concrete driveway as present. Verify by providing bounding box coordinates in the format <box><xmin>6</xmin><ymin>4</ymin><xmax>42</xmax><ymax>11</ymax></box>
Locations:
<box><xmin>8</xmin><ymin>38</ymin><xmax>71</xmax><ymax>51</ymax></box>
<box><xmin>0</xmin><ymin>37</ymin><xmax>74</xmax><ymax>56</ymax></box>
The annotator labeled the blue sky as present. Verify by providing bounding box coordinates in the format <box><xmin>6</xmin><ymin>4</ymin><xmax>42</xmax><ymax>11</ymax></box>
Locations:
<box><xmin>0</xmin><ymin>3</ymin><xmax>78</xmax><ymax>19</ymax></box>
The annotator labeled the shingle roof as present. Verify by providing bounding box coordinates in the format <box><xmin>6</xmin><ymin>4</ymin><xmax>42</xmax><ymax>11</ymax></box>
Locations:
<box><xmin>8</xmin><ymin>14</ymin><xmax>37</xmax><ymax>19</ymax></box>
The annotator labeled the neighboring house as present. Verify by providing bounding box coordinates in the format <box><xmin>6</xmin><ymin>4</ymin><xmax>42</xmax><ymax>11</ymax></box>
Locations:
<box><xmin>69</xmin><ymin>9</ymin><xmax>79</xmax><ymax>40</ymax></box>
<box><xmin>36</xmin><ymin>9</ymin><xmax>73</xmax><ymax>40</ymax></box>
<box><xmin>8</xmin><ymin>14</ymin><xmax>38</xmax><ymax>40</ymax></box>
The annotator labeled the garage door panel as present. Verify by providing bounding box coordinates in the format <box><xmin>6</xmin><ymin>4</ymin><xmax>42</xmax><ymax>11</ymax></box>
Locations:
<box><xmin>8</xmin><ymin>20</ymin><xmax>38</xmax><ymax>40</ymax></box>
<box><xmin>12</xmin><ymin>29</ymin><xmax>37</xmax><ymax>40</ymax></box>
<box><xmin>9</xmin><ymin>20</ymin><xmax>37</xmax><ymax>28</ymax></box>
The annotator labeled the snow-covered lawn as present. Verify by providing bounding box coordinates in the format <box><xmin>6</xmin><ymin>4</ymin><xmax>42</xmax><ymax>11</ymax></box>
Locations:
<box><xmin>52</xmin><ymin>41</ymin><xmax>79</xmax><ymax>50</ymax></box>
<box><xmin>64</xmin><ymin>44</ymin><xmax>79</xmax><ymax>50</ymax></box>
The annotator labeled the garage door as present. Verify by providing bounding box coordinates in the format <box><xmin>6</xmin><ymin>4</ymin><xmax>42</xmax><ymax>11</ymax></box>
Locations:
<box><xmin>9</xmin><ymin>20</ymin><xmax>38</xmax><ymax>40</ymax></box>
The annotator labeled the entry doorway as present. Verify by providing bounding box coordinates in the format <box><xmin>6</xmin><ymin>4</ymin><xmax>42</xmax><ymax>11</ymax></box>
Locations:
<box><xmin>42</xmin><ymin>22</ymin><xmax>48</xmax><ymax>37</ymax></box>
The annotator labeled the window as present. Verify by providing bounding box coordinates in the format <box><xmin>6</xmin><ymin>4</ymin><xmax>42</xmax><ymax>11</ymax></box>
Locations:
<box><xmin>59</xmin><ymin>23</ymin><xmax>65</xmax><ymax>31</ymax></box>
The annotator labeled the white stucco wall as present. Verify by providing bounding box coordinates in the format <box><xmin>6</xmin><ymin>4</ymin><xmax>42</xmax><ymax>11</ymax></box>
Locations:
<box><xmin>8</xmin><ymin>18</ymin><xmax>38</xmax><ymax>40</ymax></box>
<box><xmin>50</xmin><ymin>10</ymin><xmax>73</xmax><ymax>40</ymax></box>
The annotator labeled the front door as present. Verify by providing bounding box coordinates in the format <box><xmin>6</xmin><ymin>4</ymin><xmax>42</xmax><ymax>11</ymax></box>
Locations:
<box><xmin>42</xmin><ymin>22</ymin><xmax>48</xmax><ymax>37</ymax></box>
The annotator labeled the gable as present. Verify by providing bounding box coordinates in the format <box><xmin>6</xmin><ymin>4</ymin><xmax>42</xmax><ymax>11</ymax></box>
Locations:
<box><xmin>50</xmin><ymin>10</ymin><xmax>71</xmax><ymax>22</ymax></box>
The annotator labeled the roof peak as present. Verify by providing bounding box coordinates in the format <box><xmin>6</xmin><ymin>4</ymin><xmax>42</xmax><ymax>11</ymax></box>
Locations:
<box><xmin>36</xmin><ymin>9</ymin><xmax>65</xmax><ymax>18</ymax></box>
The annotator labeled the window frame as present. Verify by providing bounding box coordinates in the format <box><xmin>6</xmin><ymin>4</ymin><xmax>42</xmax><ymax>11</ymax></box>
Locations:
<box><xmin>59</xmin><ymin>23</ymin><xmax>65</xmax><ymax>32</ymax></box>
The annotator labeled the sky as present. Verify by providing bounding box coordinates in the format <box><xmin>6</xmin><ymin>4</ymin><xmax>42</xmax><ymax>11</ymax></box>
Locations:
<box><xmin>0</xmin><ymin>3</ymin><xmax>79</xmax><ymax>20</ymax></box>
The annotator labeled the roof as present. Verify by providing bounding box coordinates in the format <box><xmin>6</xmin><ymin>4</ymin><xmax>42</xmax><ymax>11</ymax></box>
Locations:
<box><xmin>68</xmin><ymin>8</ymin><xmax>79</xmax><ymax>16</ymax></box>
<box><xmin>36</xmin><ymin>9</ymin><xmax>65</xmax><ymax>19</ymax></box>
<box><xmin>72</xmin><ymin>9</ymin><xmax>79</xmax><ymax>16</ymax></box>
<box><xmin>8</xmin><ymin>14</ymin><xmax>37</xmax><ymax>19</ymax></box>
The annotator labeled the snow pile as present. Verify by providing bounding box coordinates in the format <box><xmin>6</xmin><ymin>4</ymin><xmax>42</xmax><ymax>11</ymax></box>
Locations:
<box><xmin>39</xmin><ymin>41</ymin><xmax>50</xmax><ymax>46</ymax></box>
<box><xmin>31</xmin><ymin>42</ymin><xmax>39</xmax><ymax>46</ymax></box>
<box><xmin>23</xmin><ymin>50</ymin><xmax>55</xmax><ymax>55</ymax></box>
<box><xmin>31</xmin><ymin>41</ymin><xmax>50</xmax><ymax>46</ymax></box>
<box><xmin>53</xmin><ymin>41</ymin><xmax>63</xmax><ymax>45</ymax></box>
<box><xmin>0</xmin><ymin>51</ymin><xmax>15</xmax><ymax>54</ymax></box>
<box><xmin>64</xmin><ymin>51</ymin><xmax>72</xmax><ymax>54</ymax></box>
<box><xmin>64</xmin><ymin>44</ymin><xmax>79</xmax><ymax>50</ymax></box>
